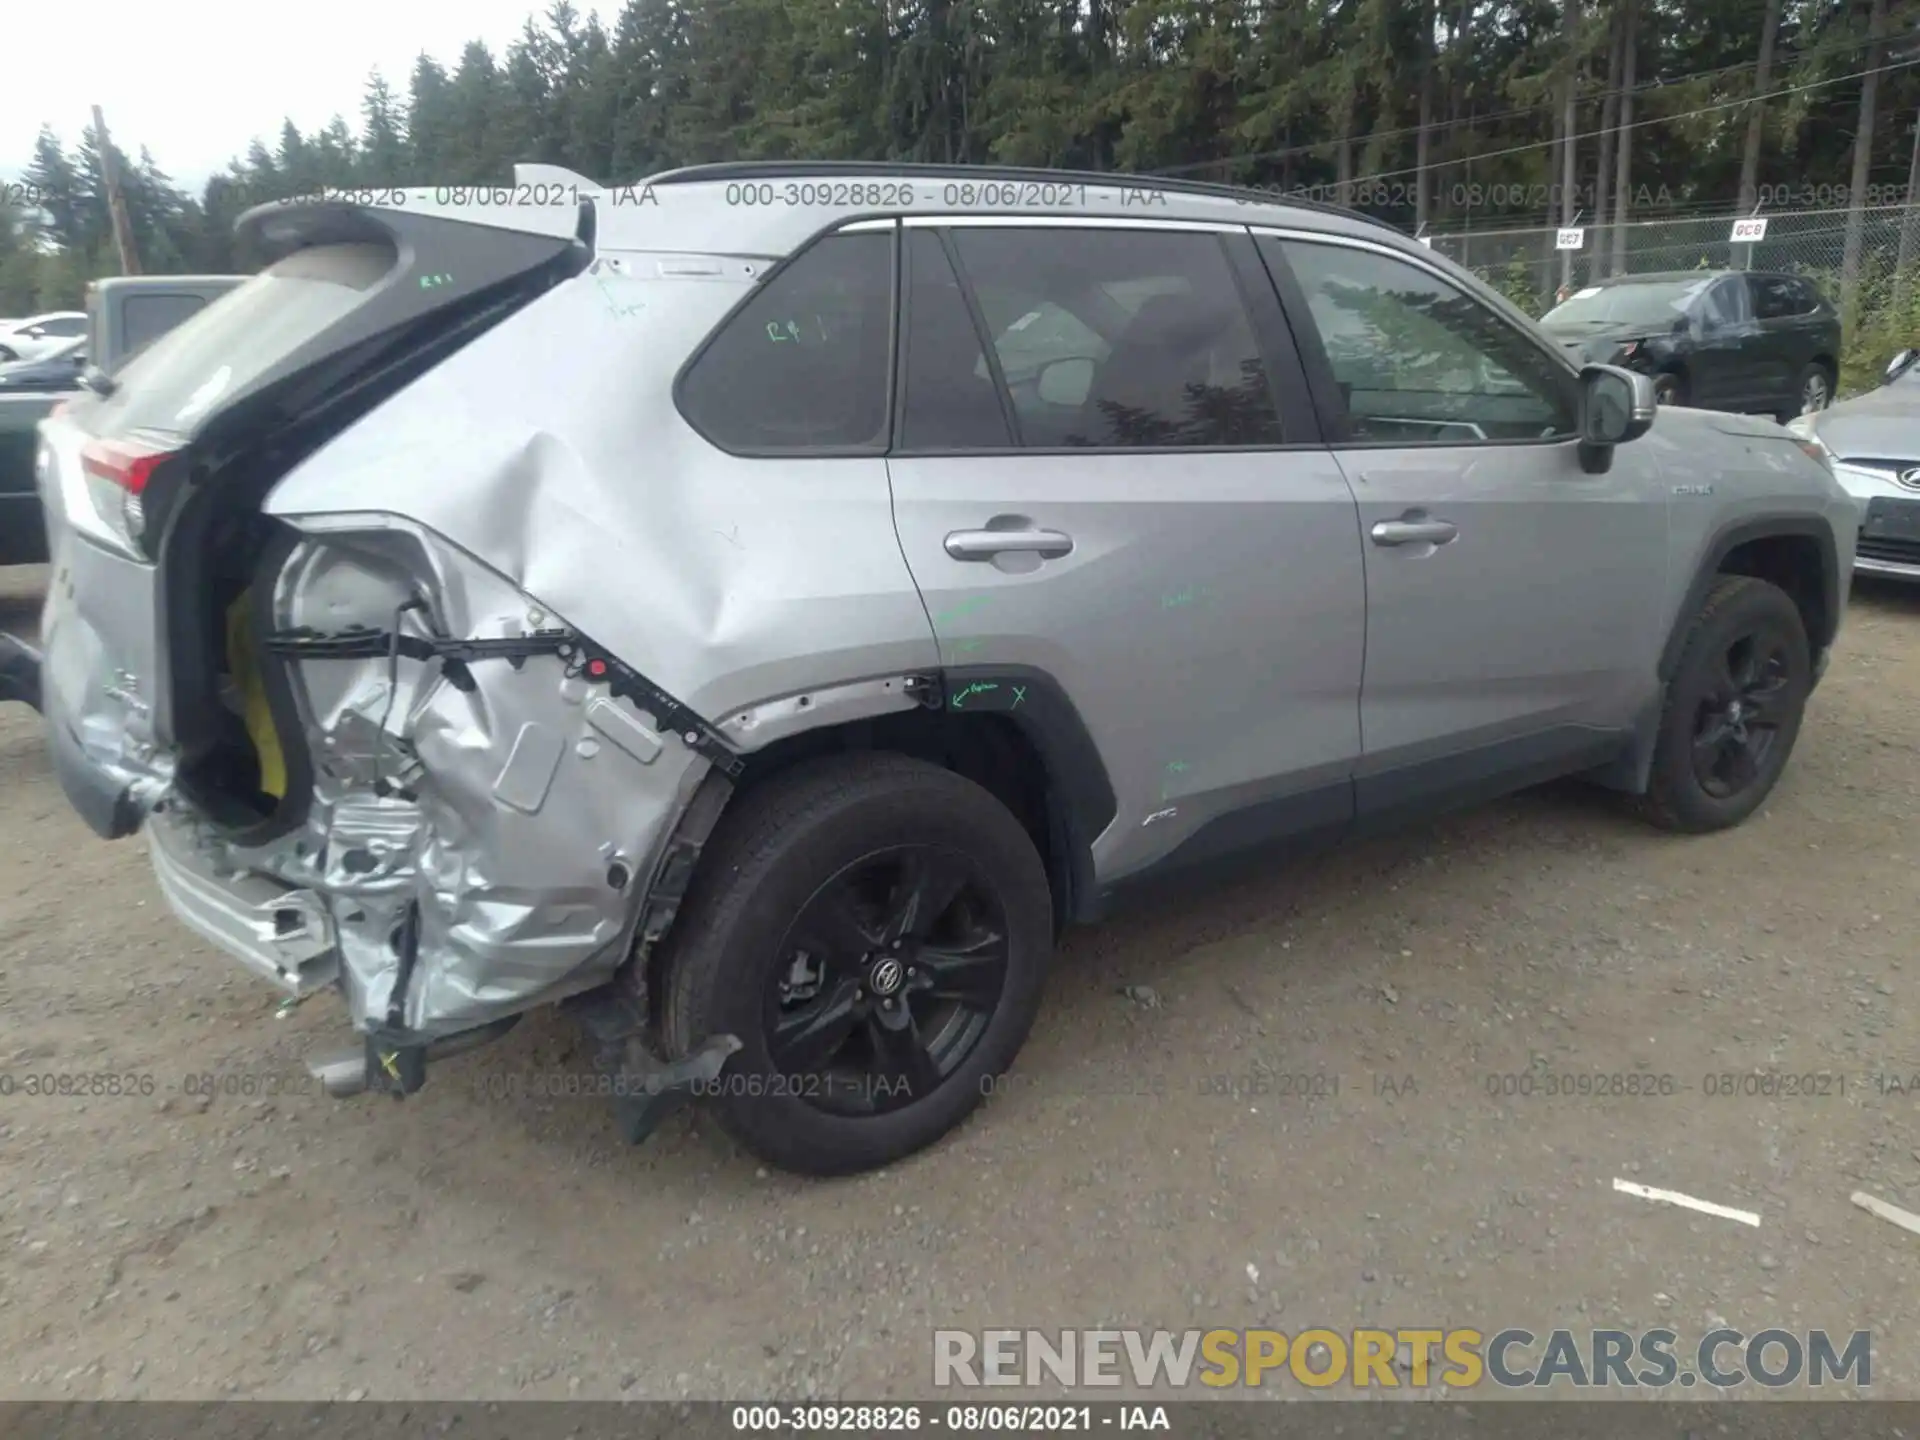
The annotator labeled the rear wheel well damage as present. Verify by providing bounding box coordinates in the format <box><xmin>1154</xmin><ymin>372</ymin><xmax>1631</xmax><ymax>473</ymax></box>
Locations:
<box><xmin>632</xmin><ymin>700</ymin><xmax>1099</xmax><ymax>1040</ymax></box>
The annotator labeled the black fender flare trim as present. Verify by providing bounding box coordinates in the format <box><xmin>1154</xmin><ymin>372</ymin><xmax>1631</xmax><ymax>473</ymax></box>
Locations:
<box><xmin>933</xmin><ymin>665</ymin><xmax>1117</xmax><ymax>928</ymax></box>
<box><xmin>1657</xmin><ymin>515</ymin><xmax>1841</xmax><ymax>683</ymax></box>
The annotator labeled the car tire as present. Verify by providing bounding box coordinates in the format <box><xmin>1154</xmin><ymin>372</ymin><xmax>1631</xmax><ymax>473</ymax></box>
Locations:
<box><xmin>660</xmin><ymin>752</ymin><xmax>1053</xmax><ymax>1176</ymax></box>
<box><xmin>1782</xmin><ymin>362</ymin><xmax>1833</xmax><ymax>421</ymax></box>
<box><xmin>1636</xmin><ymin>575</ymin><xmax>1811</xmax><ymax>834</ymax></box>
<box><xmin>1653</xmin><ymin>370</ymin><xmax>1687</xmax><ymax>407</ymax></box>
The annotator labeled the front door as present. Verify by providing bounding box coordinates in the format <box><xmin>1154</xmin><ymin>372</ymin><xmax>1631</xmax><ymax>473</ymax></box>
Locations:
<box><xmin>1258</xmin><ymin>231</ymin><xmax>1670</xmax><ymax>820</ymax></box>
<box><xmin>885</xmin><ymin>220</ymin><xmax>1368</xmax><ymax>885</ymax></box>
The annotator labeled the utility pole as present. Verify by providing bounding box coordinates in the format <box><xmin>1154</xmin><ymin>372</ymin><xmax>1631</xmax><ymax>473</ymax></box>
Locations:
<box><xmin>92</xmin><ymin>105</ymin><xmax>142</xmax><ymax>277</ymax></box>
<box><xmin>1610</xmin><ymin>0</ymin><xmax>1637</xmax><ymax>276</ymax></box>
<box><xmin>1560</xmin><ymin>0</ymin><xmax>1581</xmax><ymax>293</ymax></box>
<box><xmin>1896</xmin><ymin>101</ymin><xmax>1920</xmax><ymax>317</ymax></box>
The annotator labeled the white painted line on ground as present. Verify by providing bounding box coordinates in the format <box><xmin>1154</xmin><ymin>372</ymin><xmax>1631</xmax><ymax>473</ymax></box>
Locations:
<box><xmin>1612</xmin><ymin>1177</ymin><xmax>1761</xmax><ymax>1226</ymax></box>
<box><xmin>1851</xmin><ymin>1190</ymin><xmax>1920</xmax><ymax>1238</ymax></box>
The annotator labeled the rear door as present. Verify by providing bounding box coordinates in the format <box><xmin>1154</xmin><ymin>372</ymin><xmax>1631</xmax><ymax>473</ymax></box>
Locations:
<box><xmin>1256</xmin><ymin>229</ymin><xmax>1669</xmax><ymax>821</ymax></box>
<box><xmin>885</xmin><ymin>218</ymin><xmax>1367</xmax><ymax>886</ymax></box>
<box><xmin>1747</xmin><ymin>273</ymin><xmax>1808</xmax><ymax>408</ymax></box>
<box><xmin>1691</xmin><ymin>275</ymin><xmax>1762</xmax><ymax>410</ymax></box>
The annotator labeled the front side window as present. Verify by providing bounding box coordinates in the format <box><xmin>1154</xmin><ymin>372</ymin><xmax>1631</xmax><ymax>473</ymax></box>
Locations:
<box><xmin>41</xmin><ymin>316</ymin><xmax>87</xmax><ymax>338</ymax></box>
<box><xmin>949</xmin><ymin>227</ymin><xmax>1284</xmax><ymax>449</ymax></box>
<box><xmin>679</xmin><ymin>231</ymin><xmax>894</xmax><ymax>454</ymax></box>
<box><xmin>1701</xmin><ymin>277</ymin><xmax>1751</xmax><ymax>328</ymax></box>
<box><xmin>1269</xmin><ymin>237</ymin><xmax>1576</xmax><ymax>444</ymax></box>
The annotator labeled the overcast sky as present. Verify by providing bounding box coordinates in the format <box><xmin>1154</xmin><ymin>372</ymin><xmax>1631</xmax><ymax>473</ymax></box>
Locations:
<box><xmin>2</xmin><ymin>0</ymin><xmax>620</xmax><ymax>196</ymax></box>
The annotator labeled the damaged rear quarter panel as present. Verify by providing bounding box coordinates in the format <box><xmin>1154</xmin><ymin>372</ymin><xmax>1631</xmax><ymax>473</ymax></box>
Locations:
<box><xmin>260</xmin><ymin>255</ymin><xmax>941</xmax><ymax>720</ymax></box>
<box><xmin>255</xmin><ymin>255</ymin><xmax>941</xmax><ymax>1033</ymax></box>
<box><xmin>266</xmin><ymin>520</ymin><xmax>713</xmax><ymax>1036</ymax></box>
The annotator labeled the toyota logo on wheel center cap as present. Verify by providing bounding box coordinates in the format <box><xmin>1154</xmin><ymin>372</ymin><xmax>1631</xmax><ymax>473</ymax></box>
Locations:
<box><xmin>869</xmin><ymin>957</ymin><xmax>906</xmax><ymax>996</ymax></box>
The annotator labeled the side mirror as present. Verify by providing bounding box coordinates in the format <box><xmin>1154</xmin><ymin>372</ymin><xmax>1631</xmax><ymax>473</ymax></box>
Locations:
<box><xmin>1886</xmin><ymin>349</ymin><xmax>1917</xmax><ymax>384</ymax></box>
<box><xmin>1035</xmin><ymin>355</ymin><xmax>1096</xmax><ymax>408</ymax></box>
<box><xmin>1579</xmin><ymin>364</ymin><xmax>1656</xmax><ymax>470</ymax></box>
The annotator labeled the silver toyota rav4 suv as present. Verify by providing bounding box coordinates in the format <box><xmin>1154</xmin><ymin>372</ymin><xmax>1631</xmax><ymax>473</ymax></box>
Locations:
<box><xmin>37</xmin><ymin>162</ymin><xmax>1857</xmax><ymax>1176</ymax></box>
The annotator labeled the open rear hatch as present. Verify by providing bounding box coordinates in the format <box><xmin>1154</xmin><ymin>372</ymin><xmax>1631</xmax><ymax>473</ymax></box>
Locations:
<box><xmin>40</xmin><ymin>198</ymin><xmax>592</xmax><ymax>844</ymax></box>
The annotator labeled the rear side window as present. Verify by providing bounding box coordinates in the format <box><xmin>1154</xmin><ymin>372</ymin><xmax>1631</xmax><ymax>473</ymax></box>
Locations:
<box><xmin>40</xmin><ymin>316</ymin><xmax>86</xmax><ymax>338</ymax></box>
<box><xmin>103</xmin><ymin>243</ymin><xmax>395</xmax><ymax>436</ymax></box>
<box><xmin>679</xmin><ymin>232</ymin><xmax>894</xmax><ymax>454</ymax></box>
<box><xmin>1750</xmin><ymin>276</ymin><xmax>1800</xmax><ymax>321</ymax></box>
<box><xmin>950</xmin><ymin>227</ymin><xmax>1284</xmax><ymax>449</ymax></box>
<box><xmin>898</xmin><ymin>230</ymin><xmax>1012</xmax><ymax>450</ymax></box>
<box><xmin>121</xmin><ymin>294</ymin><xmax>209</xmax><ymax>359</ymax></box>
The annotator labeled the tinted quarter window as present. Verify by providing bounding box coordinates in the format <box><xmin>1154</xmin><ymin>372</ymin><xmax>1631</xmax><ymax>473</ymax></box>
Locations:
<box><xmin>1269</xmin><ymin>236</ymin><xmax>1576</xmax><ymax>443</ymax></box>
<box><xmin>42</xmin><ymin>316</ymin><xmax>87</xmax><ymax>337</ymax></box>
<box><xmin>949</xmin><ymin>227</ymin><xmax>1285</xmax><ymax>448</ymax></box>
<box><xmin>898</xmin><ymin>230</ymin><xmax>1012</xmax><ymax>450</ymax></box>
<box><xmin>122</xmin><ymin>294</ymin><xmax>208</xmax><ymax>359</ymax></box>
<box><xmin>679</xmin><ymin>231</ymin><xmax>893</xmax><ymax>454</ymax></box>
<box><xmin>1789</xmin><ymin>278</ymin><xmax>1826</xmax><ymax>315</ymax></box>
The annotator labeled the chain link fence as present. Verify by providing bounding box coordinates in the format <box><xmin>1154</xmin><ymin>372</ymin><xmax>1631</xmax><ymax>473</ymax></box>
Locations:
<box><xmin>1426</xmin><ymin>204</ymin><xmax>1920</xmax><ymax>392</ymax></box>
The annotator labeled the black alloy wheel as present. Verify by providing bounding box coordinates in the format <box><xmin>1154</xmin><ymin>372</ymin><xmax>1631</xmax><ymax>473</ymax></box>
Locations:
<box><xmin>767</xmin><ymin>844</ymin><xmax>1010</xmax><ymax>1115</ymax></box>
<box><xmin>1637</xmin><ymin>574</ymin><xmax>1810</xmax><ymax>833</ymax></box>
<box><xmin>1688</xmin><ymin>628</ymin><xmax>1795</xmax><ymax>800</ymax></box>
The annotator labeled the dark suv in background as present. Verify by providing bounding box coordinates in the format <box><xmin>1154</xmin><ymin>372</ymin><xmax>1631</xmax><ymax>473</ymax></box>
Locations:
<box><xmin>1541</xmin><ymin>270</ymin><xmax>1840</xmax><ymax>421</ymax></box>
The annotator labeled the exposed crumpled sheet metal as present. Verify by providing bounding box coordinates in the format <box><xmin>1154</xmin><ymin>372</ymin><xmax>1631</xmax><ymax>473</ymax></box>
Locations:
<box><xmin>224</xmin><ymin>519</ymin><xmax>710</xmax><ymax>1037</ymax></box>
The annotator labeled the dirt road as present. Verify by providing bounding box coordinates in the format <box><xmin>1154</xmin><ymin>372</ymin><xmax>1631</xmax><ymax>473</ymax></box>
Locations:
<box><xmin>4</xmin><ymin>564</ymin><xmax>1919</xmax><ymax>1402</ymax></box>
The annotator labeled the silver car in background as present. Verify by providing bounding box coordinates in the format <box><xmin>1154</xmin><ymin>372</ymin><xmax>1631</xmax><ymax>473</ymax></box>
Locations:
<box><xmin>1788</xmin><ymin>350</ymin><xmax>1920</xmax><ymax>582</ymax></box>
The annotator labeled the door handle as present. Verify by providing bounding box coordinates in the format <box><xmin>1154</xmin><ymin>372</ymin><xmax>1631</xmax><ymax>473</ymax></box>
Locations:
<box><xmin>944</xmin><ymin>528</ymin><xmax>1074</xmax><ymax>561</ymax></box>
<box><xmin>1370</xmin><ymin>517</ymin><xmax>1458</xmax><ymax>547</ymax></box>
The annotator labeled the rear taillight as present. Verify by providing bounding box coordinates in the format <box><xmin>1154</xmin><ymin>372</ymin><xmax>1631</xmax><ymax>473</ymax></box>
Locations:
<box><xmin>80</xmin><ymin>436</ymin><xmax>178</xmax><ymax>553</ymax></box>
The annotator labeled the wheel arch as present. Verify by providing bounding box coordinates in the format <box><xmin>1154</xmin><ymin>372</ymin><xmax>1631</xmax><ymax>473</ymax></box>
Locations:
<box><xmin>1658</xmin><ymin>518</ymin><xmax>1839</xmax><ymax>685</ymax></box>
<box><xmin>629</xmin><ymin>665</ymin><xmax>1116</xmax><ymax>1024</ymax></box>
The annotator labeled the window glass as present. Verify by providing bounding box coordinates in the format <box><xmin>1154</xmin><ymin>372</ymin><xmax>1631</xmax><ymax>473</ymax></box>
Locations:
<box><xmin>899</xmin><ymin>230</ymin><xmax>1012</xmax><ymax>450</ymax></box>
<box><xmin>1271</xmin><ymin>237</ymin><xmax>1576</xmax><ymax>444</ymax></box>
<box><xmin>1750</xmin><ymin>276</ymin><xmax>1799</xmax><ymax>321</ymax></box>
<box><xmin>949</xmin><ymin>228</ymin><xmax>1284</xmax><ymax>448</ymax></box>
<box><xmin>102</xmin><ymin>242</ymin><xmax>393</xmax><ymax>435</ymax></box>
<box><xmin>1701</xmin><ymin>277</ymin><xmax>1750</xmax><ymax>327</ymax></box>
<box><xmin>1542</xmin><ymin>278</ymin><xmax>1707</xmax><ymax>329</ymax></box>
<box><xmin>680</xmin><ymin>231</ymin><xmax>893</xmax><ymax>453</ymax></box>
<box><xmin>1789</xmin><ymin>278</ymin><xmax>1825</xmax><ymax>314</ymax></box>
<box><xmin>42</xmin><ymin>315</ymin><xmax>87</xmax><ymax>337</ymax></box>
<box><xmin>122</xmin><ymin>294</ymin><xmax>208</xmax><ymax>359</ymax></box>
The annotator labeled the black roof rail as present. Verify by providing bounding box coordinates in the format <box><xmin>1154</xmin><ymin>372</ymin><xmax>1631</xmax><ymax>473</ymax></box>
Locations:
<box><xmin>635</xmin><ymin>160</ymin><xmax>1406</xmax><ymax>236</ymax></box>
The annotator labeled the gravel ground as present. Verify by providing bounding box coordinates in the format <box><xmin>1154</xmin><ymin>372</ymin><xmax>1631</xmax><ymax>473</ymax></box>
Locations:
<box><xmin>3</xmin><ymin>563</ymin><xmax>1920</xmax><ymax>1403</ymax></box>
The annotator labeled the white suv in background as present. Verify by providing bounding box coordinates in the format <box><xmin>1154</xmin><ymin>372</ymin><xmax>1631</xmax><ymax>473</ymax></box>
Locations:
<box><xmin>0</xmin><ymin>311</ymin><xmax>87</xmax><ymax>363</ymax></box>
